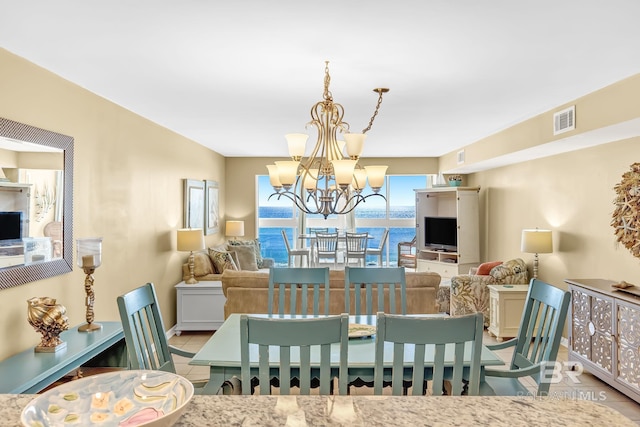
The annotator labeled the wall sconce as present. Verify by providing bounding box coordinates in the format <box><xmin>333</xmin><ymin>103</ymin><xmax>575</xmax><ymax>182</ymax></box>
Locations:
<box><xmin>76</xmin><ymin>237</ymin><xmax>103</xmax><ymax>332</ymax></box>
<box><xmin>521</xmin><ymin>229</ymin><xmax>553</xmax><ymax>279</ymax></box>
<box><xmin>226</xmin><ymin>220</ymin><xmax>245</xmax><ymax>240</ymax></box>
<box><xmin>177</xmin><ymin>228</ymin><xmax>205</xmax><ymax>284</ymax></box>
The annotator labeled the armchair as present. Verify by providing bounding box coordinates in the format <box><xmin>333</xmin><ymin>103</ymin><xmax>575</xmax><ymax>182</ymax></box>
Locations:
<box><xmin>450</xmin><ymin>258</ymin><xmax>529</xmax><ymax>327</ymax></box>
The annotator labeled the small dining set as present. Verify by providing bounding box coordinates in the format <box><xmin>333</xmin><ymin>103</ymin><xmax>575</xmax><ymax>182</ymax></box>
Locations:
<box><xmin>117</xmin><ymin>266</ymin><xmax>572</xmax><ymax>400</ymax></box>
<box><xmin>281</xmin><ymin>228</ymin><xmax>389</xmax><ymax>268</ymax></box>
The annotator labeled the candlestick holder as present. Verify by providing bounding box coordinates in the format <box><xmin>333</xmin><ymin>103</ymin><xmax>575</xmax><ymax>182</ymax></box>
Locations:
<box><xmin>77</xmin><ymin>237</ymin><xmax>103</xmax><ymax>332</ymax></box>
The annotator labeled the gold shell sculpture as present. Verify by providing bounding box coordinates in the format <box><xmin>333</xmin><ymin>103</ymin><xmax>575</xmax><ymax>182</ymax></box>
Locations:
<box><xmin>611</xmin><ymin>162</ymin><xmax>640</xmax><ymax>259</ymax></box>
<box><xmin>27</xmin><ymin>296</ymin><xmax>69</xmax><ymax>352</ymax></box>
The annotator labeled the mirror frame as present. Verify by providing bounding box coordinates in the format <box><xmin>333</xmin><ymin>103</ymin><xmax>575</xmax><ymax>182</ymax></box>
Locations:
<box><xmin>0</xmin><ymin>117</ymin><xmax>74</xmax><ymax>290</ymax></box>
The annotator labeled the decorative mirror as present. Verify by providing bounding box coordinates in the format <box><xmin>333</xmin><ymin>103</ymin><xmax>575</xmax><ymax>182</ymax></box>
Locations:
<box><xmin>0</xmin><ymin>117</ymin><xmax>74</xmax><ymax>290</ymax></box>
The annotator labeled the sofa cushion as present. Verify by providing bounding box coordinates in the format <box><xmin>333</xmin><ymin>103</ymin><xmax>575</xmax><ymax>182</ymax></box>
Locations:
<box><xmin>227</xmin><ymin>239</ymin><xmax>265</xmax><ymax>268</ymax></box>
<box><xmin>229</xmin><ymin>245</ymin><xmax>259</xmax><ymax>271</ymax></box>
<box><xmin>193</xmin><ymin>252</ymin><xmax>215</xmax><ymax>276</ymax></box>
<box><xmin>208</xmin><ymin>248</ymin><xmax>238</xmax><ymax>273</ymax></box>
<box><xmin>476</xmin><ymin>261</ymin><xmax>502</xmax><ymax>275</ymax></box>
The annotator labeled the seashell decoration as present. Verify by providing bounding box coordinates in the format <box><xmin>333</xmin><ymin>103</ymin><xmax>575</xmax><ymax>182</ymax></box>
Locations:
<box><xmin>611</xmin><ymin>162</ymin><xmax>640</xmax><ymax>259</ymax></box>
<box><xmin>27</xmin><ymin>296</ymin><xmax>69</xmax><ymax>352</ymax></box>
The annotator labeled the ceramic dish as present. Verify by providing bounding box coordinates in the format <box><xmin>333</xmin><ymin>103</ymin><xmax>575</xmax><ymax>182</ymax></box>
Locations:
<box><xmin>348</xmin><ymin>323</ymin><xmax>376</xmax><ymax>338</ymax></box>
<box><xmin>21</xmin><ymin>370</ymin><xmax>194</xmax><ymax>427</ymax></box>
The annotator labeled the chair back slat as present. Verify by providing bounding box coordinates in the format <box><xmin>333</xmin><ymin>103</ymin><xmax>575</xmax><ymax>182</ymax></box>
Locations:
<box><xmin>374</xmin><ymin>312</ymin><xmax>484</xmax><ymax>396</ymax></box>
<box><xmin>240</xmin><ymin>314</ymin><xmax>349</xmax><ymax>395</ymax></box>
<box><xmin>117</xmin><ymin>283</ymin><xmax>175</xmax><ymax>373</ymax></box>
<box><xmin>345</xmin><ymin>267</ymin><xmax>407</xmax><ymax>315</ymax></box>
<box><xmin>268</xmin><ymin>267</ymin><xmax>330</xmax><ymax>315</ymax></box>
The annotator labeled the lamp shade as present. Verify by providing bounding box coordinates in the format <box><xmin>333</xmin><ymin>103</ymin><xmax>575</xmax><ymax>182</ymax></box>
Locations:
<box><xmin>521</xmin><ymin>229</ymin><xmax>553</xmax><ymax>254</ymax></box>
<box><xmin>226</xmin><ymin>220</ymin><xmax>245</xmax><ymax>238</ymax></box>
<box><xmin>177</xmin><ymin>228</ymin><xmax>205</xmax><ymax>252</ymax></box>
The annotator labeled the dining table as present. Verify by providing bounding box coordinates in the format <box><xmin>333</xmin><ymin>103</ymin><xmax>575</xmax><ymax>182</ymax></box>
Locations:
<box><xmin>298</xmin><ymin>233</ymin><xmax>375</xmax><ymax>267</ymax></box>
<box><xmin>190</xmin><ymin>313</ymin><xmax>504</xmax><ymax>395</ymax></box>
<box><xmin>4</xmin><ymin>393</ymin><xmax>636</xmax><ymax>426</ymax></box>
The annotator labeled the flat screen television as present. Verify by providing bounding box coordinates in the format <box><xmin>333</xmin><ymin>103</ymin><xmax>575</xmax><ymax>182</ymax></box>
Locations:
<box><xmin>424</xmin><ymin>216</ymin><xmax>457</xmax><ymax>251</ymax></box>
<box><xmin>0</xmin><ymin>211</ymin><xmax>23</xmax><ymax>241</ymax></box>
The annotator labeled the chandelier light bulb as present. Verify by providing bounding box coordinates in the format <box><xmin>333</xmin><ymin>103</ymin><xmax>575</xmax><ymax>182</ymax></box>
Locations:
<box><xmin>285</xmin><ymin>133</ymin><xmax>308</xmax><ymax>160</ymax></box>
<box><xmin>344</xmin><ymin>133</ymin><xmax>366</xmax><ymax>159</ymax></box>
<box><xmin>352</xmin><ymin>169</ymin><xmax>368</xmax><ymax>190</ymax></box>
<box><xmin>365</xmin><ymin>165</ymin><xmax>388</xmax><ymax>190</ymax></box>
<box><xmin>332</xmin><ymin>160</ymin><xmax>358</xmax><ymax>188</ymax></box>
<box><xmin>266</xmin><ymin>165</ymin><xmax>283</xmax><ymax>189</ymax></box>
<box><xmin>274</xmin><ymin>161</ymin><xmax>299</xmax><ymax>188</ymax></box>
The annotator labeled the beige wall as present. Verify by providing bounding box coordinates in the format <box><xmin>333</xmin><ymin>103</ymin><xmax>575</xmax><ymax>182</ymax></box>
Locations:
<box><xmin>469</xmin><ymin>137</ymin><xmax>640</xmax><ymax>291</ymax></box>
<box><xmin>0</xmin><ymin>49</ymin><xmax>226</xmax><ymax>360</ymax></box>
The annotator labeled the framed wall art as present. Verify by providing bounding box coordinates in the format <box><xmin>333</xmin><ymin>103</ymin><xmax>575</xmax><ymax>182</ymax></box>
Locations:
<box><xmin>183</xmin><ymin>179</ymin><xmax>205</xmax><ymax>230</ymax></box>
<box><xmin>205</xmin><ymin>180</ymin><xmax>219</xmax><ymax>235</ymax></box>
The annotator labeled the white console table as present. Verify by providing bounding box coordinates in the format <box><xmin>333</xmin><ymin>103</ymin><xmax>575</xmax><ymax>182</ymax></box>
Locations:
<box><xmin>175</xmin><ymin>280</ymin><xmax>225</xmax><ymax>335</ymax></box>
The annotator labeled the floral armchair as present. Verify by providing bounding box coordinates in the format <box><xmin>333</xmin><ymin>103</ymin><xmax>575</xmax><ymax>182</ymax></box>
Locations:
<box><xmin>450</xmin><ymin>258</ymin><xmax>529</xmax><ymax>327</ymax></box>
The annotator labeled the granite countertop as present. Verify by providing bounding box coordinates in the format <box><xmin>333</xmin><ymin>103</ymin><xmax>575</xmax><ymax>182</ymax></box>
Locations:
<box><xmin>3</xmin><ymin>394</ymin><xmax>635</xmax><ymax>426</ymax></box>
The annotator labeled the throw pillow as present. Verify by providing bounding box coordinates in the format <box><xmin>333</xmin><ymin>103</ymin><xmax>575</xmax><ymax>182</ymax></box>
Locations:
<box><xmin>208</xmin><ymin>248</ymin><xmax>238</xmax><ymax>274</ymax></box>
<box><xmin>192</xmin><ymin>252</ymin><xmax>214</xmax><ymax>276</ymax></box>
<box><xmin>227</xmin><ymin>239</ymin><xmax>265</xmax><ymax>268</ymax></box>
<box><xmin>230</xmin><ymin>245</ymin><xmax>259</xmax><ymax>271</ymax></box>
<box><xmin>476</xmin><ymin>261</ymin><xmax>503</xmax><ymax>276</ymax></box>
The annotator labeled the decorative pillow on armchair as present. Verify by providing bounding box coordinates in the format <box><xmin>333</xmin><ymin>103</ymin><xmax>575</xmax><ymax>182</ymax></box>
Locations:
<box><xmin>208</xmin><ymin>248</ymin><xmax>238</xmax><ymax>274</ymax></box>
<box><xmin>476</xmin><ymin>261</ymin><xmax>502</xmax><ymax>275</ymax></box>
<box><xmin>227</xmin><ymin>239</ymin><xmax>265</xmax><ymax>268</ymax></box>
<box><xmin>490</xmin><ymin>258</ymin><xmax>528</xmax><ymax>283</ymax></box>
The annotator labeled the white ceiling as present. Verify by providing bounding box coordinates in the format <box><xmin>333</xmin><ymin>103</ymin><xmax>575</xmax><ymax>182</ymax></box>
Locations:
<box><xmin>2</xmin><ymin>1</ymin><xmax>640</xmax><ymax>161</ymax></box>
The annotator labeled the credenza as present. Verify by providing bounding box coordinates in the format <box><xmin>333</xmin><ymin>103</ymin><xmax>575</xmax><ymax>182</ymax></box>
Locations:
<box><xmin>565</xmin><ymin>278</ymin><xmax>640</xmax><ymax>403</ymax></box>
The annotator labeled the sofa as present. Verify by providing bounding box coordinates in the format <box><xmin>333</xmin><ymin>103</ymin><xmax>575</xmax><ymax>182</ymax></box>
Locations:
<box><xmin>221</xmin><ymin>269</ymin><xmax>442</xmax><ymax>318</ymax></box>
<box><xmin>449</xmin><ymin>258</ymin><xmax>529</xmax><ymax>327</ymax></box>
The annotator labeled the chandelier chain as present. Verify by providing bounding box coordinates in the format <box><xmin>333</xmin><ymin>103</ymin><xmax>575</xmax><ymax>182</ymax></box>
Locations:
<box><xmin>323</xmin><ymin>61</ymin><xmax>333</xmax><ymax>102</ymax></box>
<box><xmin>362</xmin><ymin>89</ymin><xmax>385</xmax><ymax>134</ymax></box>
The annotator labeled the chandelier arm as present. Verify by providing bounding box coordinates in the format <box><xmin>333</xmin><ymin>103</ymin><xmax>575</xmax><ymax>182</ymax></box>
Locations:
<box><xmin>337</xmin><ymin>193</ymin><xmax>387</xmax><ymax>215</ymax></box>
<box><xmin>361</xmin><ymin>88</ymin><xmax>388</xmax><ymax>134</ymax></box>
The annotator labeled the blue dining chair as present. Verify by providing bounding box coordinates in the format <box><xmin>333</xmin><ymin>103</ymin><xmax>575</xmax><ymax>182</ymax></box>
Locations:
<box><xmin>314</xmin><ymin>232</ymin><xmax>339</xmax><ymax>268</ymax></box>
<box><xmin>344</xmin><ymin>267</ymin><xmax>407</xmax><ymax>315</ymax></box>
<box><xmin>374</xmin><ymin>312</ymin><xmax>484</xmax><ymax>396</ymax></box>
<box><xmin>268</xmin><ymin>267</ymin><xmax>330</xmax><ymax>315</ymax></box>
<box><xmin>117</xmin><ymin>283</ymin><xmax>241</xmax><ymax>395</ymax></box>
<box><xmin>481</xmin><ymin>278</ymin><xmax>571</xmax><ymax>396</ymax></box>
<box><xmin>240</xmin><ymin>314</ymin><xmax>349</xmax><ymax>395</ymax></box>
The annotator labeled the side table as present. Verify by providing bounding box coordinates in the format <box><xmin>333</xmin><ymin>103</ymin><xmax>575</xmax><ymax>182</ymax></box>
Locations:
<box><xmin>175</xmin><ymin>280</ymin><xmax>225</xmax><ymax>335</ymax></box>
<box><xmin>487</xmin><ymin>284</ymin><xmax>529</xmax><ymax>341</ymax></box>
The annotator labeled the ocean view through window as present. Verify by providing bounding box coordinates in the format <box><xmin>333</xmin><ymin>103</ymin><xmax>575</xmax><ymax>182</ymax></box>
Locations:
<box><xmin>257</xmin><ymin>175</ymin><xmax>426</xmax><ymax>266</ymax></box>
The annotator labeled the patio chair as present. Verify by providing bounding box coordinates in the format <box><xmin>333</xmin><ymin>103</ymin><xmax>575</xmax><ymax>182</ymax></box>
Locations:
<box><xmin>280</xmin><ymin>229</ymin><xmax>310</xmax><ymax>267</ymax></box>
<box><xmin>117</xmin><ymin>283</ymin><xmax>238</xmax><ymax>394</ymax></box>
<box><xmin>344</xmin><ymin>266</ymin><xmax>407</xmax><ymax>315</ymax></box>
<box><xmin>344</xmin><ymin>231</ymin><xmax>368</xmax><ymax>267</ymax></box>
<box><xmin>397</xmin><ymin>235</ymin><xmax>417</xmax><ymax>268</ymax></box>
<box><xmin>374</xmin><ymin>312</ymin><xmax>484</xmax><ymax>396</ymax></box>
<box><xmin>480</xmin><ymin>278</ymin><xmax>571</xmax><ymax>396</ymax></box>
<box><xmin>240</xmin><ymin>314</ymin><xmax>349</xmax><ymax>395</ymax></box>
<box><xmin>367</xmin><ymin>228</ymin><xmax>389</xmax><ymax>267</ymax></box>
<box><xmin>268</xmin><ymin>267</ymin><xmax>330</xmax><ymax>315</ymax></box>
<box><xmin>314</xmin><ymin>231</ymin><xmax>339</xmax><ymax>268</ymax></box>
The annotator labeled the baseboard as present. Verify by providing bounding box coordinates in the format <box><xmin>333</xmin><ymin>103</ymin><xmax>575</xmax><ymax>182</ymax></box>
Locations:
<box><xmin>167</xmin><ymin>324</ymin><xmax>177</xmax><ymax>340</ymax></box>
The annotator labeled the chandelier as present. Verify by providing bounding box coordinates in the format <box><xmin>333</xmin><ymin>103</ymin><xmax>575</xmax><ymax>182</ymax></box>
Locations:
<box><xmin>266</xmin><ymin>61</ymin><xmax>389</xmax><ymax>219</ymax></box>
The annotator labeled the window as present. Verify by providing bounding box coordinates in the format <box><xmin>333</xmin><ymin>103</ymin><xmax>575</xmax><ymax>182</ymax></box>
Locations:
<box><xmin>257</xmin><ymin>174</ymin><xmax>427</xmax><ymax>266</ymax></box>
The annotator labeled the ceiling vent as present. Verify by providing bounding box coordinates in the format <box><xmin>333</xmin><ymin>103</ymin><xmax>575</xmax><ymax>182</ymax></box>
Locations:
<box><xmin>553</xmin><ymin>106</ymin><xmax>575</xmax><ymax>135</ymax></box>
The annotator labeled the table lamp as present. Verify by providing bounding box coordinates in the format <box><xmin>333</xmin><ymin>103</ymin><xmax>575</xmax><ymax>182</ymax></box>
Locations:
<box><xmin>521</xmin><ymin>229</ymin><xmax>553</xmax><ymax>279</ymax></box>
<box><xmin>76</xmin><ymin>237</ymin><xmax>103</xmax><ymax>332</ymax></box>
<box><xmin>226</xmin><ymin>220</ymin><xmax>245</xmax><ymax>240</ymax></box>
<box><xmin>178</xmin><ymin>228</ymin><xmax>205</xmax><ymax>284</ymax></box>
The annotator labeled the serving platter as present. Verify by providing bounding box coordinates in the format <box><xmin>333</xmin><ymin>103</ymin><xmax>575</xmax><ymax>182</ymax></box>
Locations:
<box><xmin>348</xmin><ymin>323</ymin><xmax>376</xmax><ymax>339</ymax></box>
<box><xmin>21</xmin><ymin>370</ymin><xmax>193</xmax><ymax>427</ymax></box>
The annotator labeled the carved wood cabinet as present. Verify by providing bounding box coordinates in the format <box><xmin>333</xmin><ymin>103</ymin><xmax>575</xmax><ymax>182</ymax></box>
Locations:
<box><xmin>565</xmin><ymin>279</ymin><xmax>640</xmax><ymax>403</ymax></box>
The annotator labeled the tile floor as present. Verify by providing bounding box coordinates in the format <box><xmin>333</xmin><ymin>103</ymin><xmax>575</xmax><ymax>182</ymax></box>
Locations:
<box><xmin>169</xmin><ymin>330</ymin><xmax>640</xmax><ymax>424</ymax></box>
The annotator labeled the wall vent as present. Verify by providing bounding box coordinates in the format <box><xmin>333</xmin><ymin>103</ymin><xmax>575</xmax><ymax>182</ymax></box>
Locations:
<box><xmin>553</xmin><ymin>106</ymin><xmax>575</xmax><ymax>135</ymax></box>
<box><xmin>457</xmin><ymin>149</ymin><xmax>465</xmax><ymax>164</ymax></box>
